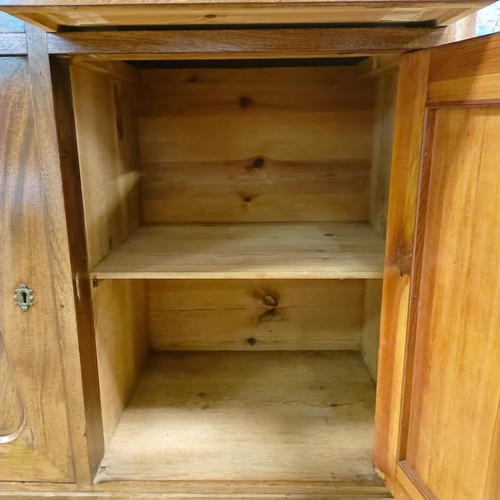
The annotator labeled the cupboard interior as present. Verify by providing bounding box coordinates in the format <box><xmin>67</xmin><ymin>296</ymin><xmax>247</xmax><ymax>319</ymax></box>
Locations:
<box><xmin>69</xmin><ymin>57</ymin><xmax>398</xmax><ymax>484</ymax></box>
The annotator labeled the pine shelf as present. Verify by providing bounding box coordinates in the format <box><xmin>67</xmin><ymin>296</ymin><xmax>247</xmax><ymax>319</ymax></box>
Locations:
<box><xmin>95</xmin><ymin>351</ymin><xmax>378</xmax><ymax>483</ymax></box>
<box><xmin>91</xmin><ymin>222</ymin><xmax>386</xmax><ymax>280</ymax></box>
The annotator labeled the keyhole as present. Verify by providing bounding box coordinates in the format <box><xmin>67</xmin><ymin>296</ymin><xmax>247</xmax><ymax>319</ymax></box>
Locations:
<box><xmin>14</xmin><ymin>284</ymin><xmax>33</xmax><ymax>312</ymax></box>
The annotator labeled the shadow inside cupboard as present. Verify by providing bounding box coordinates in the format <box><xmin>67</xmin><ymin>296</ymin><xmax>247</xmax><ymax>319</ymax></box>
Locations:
<box><xmin>68</xmin><ymin>57</ymin><xmax>398</xmax><ymax>484</ymax></box>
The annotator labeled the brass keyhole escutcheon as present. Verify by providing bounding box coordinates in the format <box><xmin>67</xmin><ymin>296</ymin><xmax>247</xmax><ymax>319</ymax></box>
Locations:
<box><xmin>14</xmin><ymin>284</ymin><xmax>34</xmax><ymax>312</ymax></box>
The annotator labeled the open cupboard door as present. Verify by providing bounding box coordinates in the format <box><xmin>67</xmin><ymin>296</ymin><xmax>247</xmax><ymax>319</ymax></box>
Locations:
<box><xmin>375</xmin><ymin>32</ymin><xmax>500</xmax><ymax>500</ymax></box>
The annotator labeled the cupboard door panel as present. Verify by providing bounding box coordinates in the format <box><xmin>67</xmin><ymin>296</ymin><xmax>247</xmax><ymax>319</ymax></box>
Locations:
<box><xmin>405</xmin><ymin>106</ymin><xmax>500</xmax><ymax>499</ymax></box>
<box><xmin>0</xmin><ymin>56</ymin><xmax>74</xmax><ymax>482</ymax></box>
<box><xmin>376</xmin><ymin>33</ymin><xmax>500</xmax><ymax>500</ymax></box>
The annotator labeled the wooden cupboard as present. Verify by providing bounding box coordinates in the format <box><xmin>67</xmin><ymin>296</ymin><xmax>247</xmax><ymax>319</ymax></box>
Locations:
<box><xmin>0</xmin><ymin>3</ymin><xmax>499</xmax><ymax>499</ymax></box>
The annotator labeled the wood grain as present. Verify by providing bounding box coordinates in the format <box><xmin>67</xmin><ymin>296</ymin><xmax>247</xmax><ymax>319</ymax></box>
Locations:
<box><xmin>372</xmin><ymin>29</ymin><xmax>500</xmax><ymax>500</ymax></box>
<box><xmin>372</xmin><ymin>50</ymin><xmax>430</xmax><ymax>492</ymax></box>
<box><xmin>361</xmin><ymin>62</ymin><xmax>395</xmax><ymax>376</ymax></box>
<box><xmin>45</xmin><ymin>28</ymin><xmax>453</xmax><ymax>59</ymax></box>
<box><xmin>25</xmin><ymin>26</ymin><xmax>95</xmax><ymax>484</ymax></box>
<box><xmin>50</xmin><ymin>56</ymin><xmax>105</xmax><ymax>482</ymax></box>
<box><xmin>437</xmin><ymin>10</ymin><xmax>477</xmax><ymax>42</ymax></box>
<box><xmin>369</xmin><ymin>68</ymin><xmax>398</xmax><ymax>234</ymax></box>
<box><xmin>0</xmin><ymin>475</ymin><xmax>388</xmax><ymax>497</ymax></box>
<box><xmin>69</xmin><ymin>61</ymin><xmax>149</xmax><ymax>447</ymax></box>
<box><xmin>71</xmin><ymin>62</ymin><xmax>141</xmax><ymax>268</ymax></box>
<box><xmin>361</xmin><ymin>279</ymin><xmax>383</xmax><ymax>382</ymax></box>
<box><xmin>429</xmin><ymin>32</ymin><xmax>500</xmax><ymax>83</ymax></box>
<box><xmin>91</xmin><ymin>222</ymin><xmax>386</xmax><ymax>280</ymax></box>
<box><xmin>394</xmin><ymin>463</ymin><xmax>427</xmax><ymax>500</ymax></box>
<box><xmin>428</xmin><ymin>73</ymin><xmax>500</xmax><ymax>104</ymax></box>
<box><xmin>0</xmin><ymin>491</ymin><xmax>392</xmax><ymax>499</ymax></box>
<box><xmin>0</xmin><ymin>0</ymin><xmax>489</xmax><ymax>6</ymax></box>
<box><xmin>0</xmin><ymin>490</ymin><xmax>391</xmax><ymax>499</ymax></box>
<box><xmin>142</xmin><ymin>157</ymin><xmax>371</xmax><ymax>223</ymax></box>
<box><xmin>0</xmin><ymin>331</ymin><xmax>24</xmax><ymax>442</ymax></box>
<box><xmin>0</xmin><ymin>479</ymin><xmax>389</xmax><ymax>498</ymax></box>
<box><xmin>93</xmin><ymin>280</ymin><xmax>148</xmax><ymax>445</ymax></box>
<box><xmin>147</xmin><ymin>279</ymin><xmax>364</xmax><ymax>350</ymax></box>
<box><xmin>96</xmin><ymin>351</ymin><xmax>378</xmax><ymax>483</ymax></box>
<box><xmin>139</xmin><ymin>67</ymin><xmax>373</xmax><ymax>223</ymax></box>
<box><xmin>0</xmin><ymin>56</ymin><xmax>73</xmax><ymax>481</ymax></box>
<box><xmin>404</xmin><ymin>106</ymin><xmax>500</xmax><ymax>500</ymax></box>
<box><xmin>0</xmin><ymin>1</ymin><xmax>490</xmax><ymax>30</ymax></box>
<box><xmin>428</xmin><ymin>33</ymin><xmax>500</xmax><ymax>103</ymax></box>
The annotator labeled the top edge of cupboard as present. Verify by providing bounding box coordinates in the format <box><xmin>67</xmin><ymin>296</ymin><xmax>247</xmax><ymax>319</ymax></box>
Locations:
<box><xmin>0</xmin><ymin>1</ymin><xmax>492</xmax><ymax>32</ymax></box>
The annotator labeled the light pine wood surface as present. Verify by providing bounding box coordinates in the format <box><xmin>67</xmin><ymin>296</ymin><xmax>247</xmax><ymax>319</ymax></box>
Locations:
<box><xmin>70</xmin><ymin>60</ymin><xmax>149</xmax><ymax>451</ymax></box>
<box><xmin>147</xmin><ymin>279</ymin><xmax>365</xmax><ymax>350</ymax></box>
<box><xmin>141</xmin><ymin>156</ymin><xmax>371</xmax><ymax>223</ymax></box>
<box><xmin>361</xmin><ymin>279</ymin><xmax>383</xmax><ymax>382</ymax></box>
<box><xmin>138</xmin><ymin>66</ymin><xmax>373</xmax><ymax>224</ymax></box>
<box><xmin>92</xmin><ymin>280</ymin><xmax>148</xmax><ymax>446</ymax></box>
<box><xmin>71</xmin><ymin>61</ymin><xmax>141</xmax><ymax>268</ymax></box>
<box><xmin>369</xmin><ymin>68</ymin><xmax>399</xmax><ymax>235</ymax></box>
<box><xmin>96</xmin><ymin>351</ymin><xmax>378</xmax><ymax>483</ymax></box>
<box><xmin>91</xmin><ymin>222</ymin><xmax>386</xmax><ymax>279</ymax></box>
<box><xmin>0</xmin><ymin>483</ymin><xmax>391</xmax><ymax>498</ymax></box>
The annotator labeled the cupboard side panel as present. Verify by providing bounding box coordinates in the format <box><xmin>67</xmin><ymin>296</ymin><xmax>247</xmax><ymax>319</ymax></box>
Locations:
<box><xmin>70</xmin><ymin>62</ymin><xmax>148</xmax><ymax>445</ymax></box>
<box><xmin>373</xmin><ymin>50</ymin><xmax>430</xmax><ymax>491</ymax></box>
<box><xmin>369</xmin><ymin>68</ymin><xmax>398</xmax><ymax>235</ymax></box>
<box><xmin>361</xmin><ymin>68</ymin><xmax>398</xmax><ymax>382</ymax></box>
<box><xmin>50</xmin><ymin>57</ymin><xmax>105</xmax><ymax>481</ymax></box>
<box><xmin>70</xmin><ymin>62</ymin><xmax>141</xmax><ymax>268</ymax></box>
<box><xmin>361</xmin><ymin>279</ymin><xmax>383</xmax><ymax>382</ymax></box>
<box><xmin>92</xmin><ymin>280</ymin><xmax>147</xmax><ymax>444</ymax></box>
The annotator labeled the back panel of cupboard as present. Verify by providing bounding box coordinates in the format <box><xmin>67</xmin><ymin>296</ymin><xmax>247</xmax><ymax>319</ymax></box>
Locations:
<box><xmin>138</xmin><ymin>66</ymin><xmax>374</xmax><ymax>224</ymax></box>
